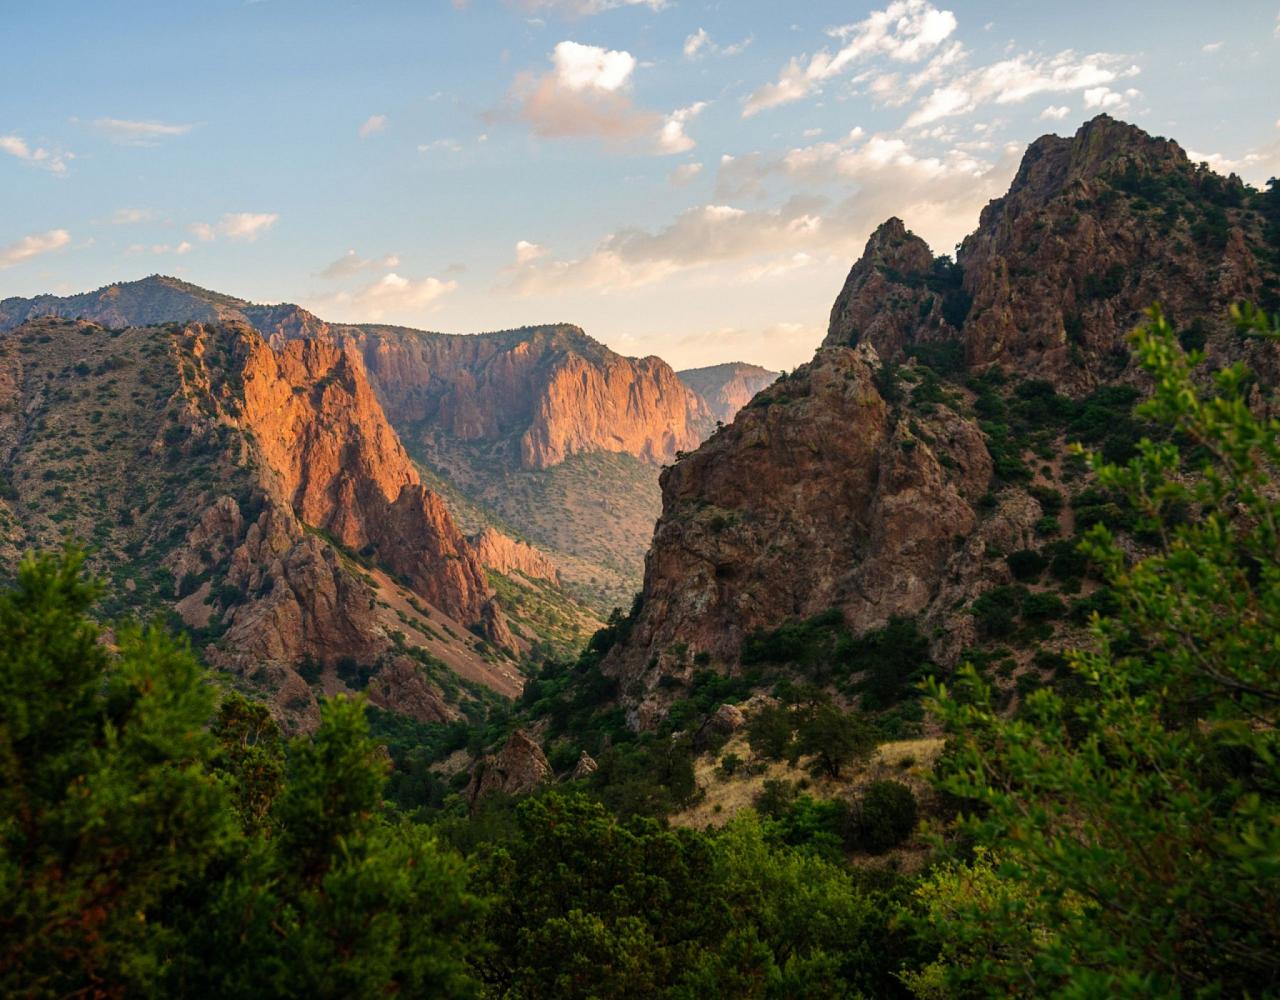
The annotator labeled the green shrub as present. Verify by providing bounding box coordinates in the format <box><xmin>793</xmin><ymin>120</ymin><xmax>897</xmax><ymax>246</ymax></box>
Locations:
<box><xmin>852</xmin><ymin>780</ymin><xmax>918</xmax><ymax>852</ymax></box>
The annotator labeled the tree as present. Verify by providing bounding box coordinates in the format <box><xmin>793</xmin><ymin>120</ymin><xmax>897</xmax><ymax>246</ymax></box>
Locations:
<box><xmin>795</xmin><ymin>701</ymin><xmax>878</xmax><ymax>779</ymax></box>
<box><xmin>919</xmin><ymin>306</ymin><xmax>1280</xmax><ymax>996</ymax></box>
<box><xmin>0</xmin><ymin>548</ymin><xmax>236</xmax><ymax>997</ymax></box>
<box><xmin>0</xmin><ymin>548</ymin><xmax>484</xmax><ymax>999</ymax></box>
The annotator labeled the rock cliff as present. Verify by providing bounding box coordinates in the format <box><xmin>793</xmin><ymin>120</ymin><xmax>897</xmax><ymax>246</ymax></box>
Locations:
<box><xmin>470</xmin><ymin>526</ymin><xmax>561</xmax><ymax>583</ymax></box>
<box><xmin>605</xmin><ymin>116</ymin><xmax>1280</xmax><ymax>728</ymax></box>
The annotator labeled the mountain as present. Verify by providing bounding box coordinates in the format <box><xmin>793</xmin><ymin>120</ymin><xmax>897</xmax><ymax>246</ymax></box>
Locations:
<box><xmin>1</xmin><ymin>280</ymin><xmax>726</xmax><ymax>611</ymax></box>
<box><xmin>0</xmin><ymin>313</ymin><xmax>527</xmax><ymax>731</ymax></box>
<box><xmin>600</xmin><ymin>115</ymin><xmax>1280</xmax><ymax>729</ymax></box>
<box><xmin>677</xmin><ymin>362</ymin><xmax>780</xmax><ymax>423</ymax></box>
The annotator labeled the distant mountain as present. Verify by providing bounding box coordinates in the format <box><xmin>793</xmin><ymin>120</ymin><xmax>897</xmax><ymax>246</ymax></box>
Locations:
<box><xmin>601</xmin><ymin>115</ymin><xmax>1280</xmax><ymax>729</ymax></box>
<box><xmin>1</xmin><ymin>277</ymin><xmax>752</xmax><ymax>612</ymax></box>
<box><xmin>677</xmin><ymin>362</ymin><xmax>780</xmax><ymax>423</ymax></box>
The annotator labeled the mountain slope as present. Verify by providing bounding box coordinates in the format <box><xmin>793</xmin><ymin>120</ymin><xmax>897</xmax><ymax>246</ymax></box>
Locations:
<box><xmin>1</xmin><ymin>277</ymin><xmax>727</xmax><ymax>613</ymax></box>
<box><xmin>0</xmin><ymin>315</ymin><xmax>525</xmax><ymax>730</ymax></box>
<box><xmin>602</xmin><ymin>115</ymin><xmax>1280</xmax><ymax>729</ymax></box>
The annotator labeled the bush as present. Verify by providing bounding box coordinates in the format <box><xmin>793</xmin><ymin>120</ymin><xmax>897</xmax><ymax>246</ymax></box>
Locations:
<box><xmin>1006</xmin><ymin>549</ymin><xmax>1047</xmax><ymax>581</ymax></box>
<box><xmin>851</xmin><ymin>780</ymin><xmax>918</xmax><ymax>852</ymax></box>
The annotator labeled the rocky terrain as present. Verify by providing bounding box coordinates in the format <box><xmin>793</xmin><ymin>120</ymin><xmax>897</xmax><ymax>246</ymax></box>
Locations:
<box><xmin>604</xmin><ymin>115</ymin><xmax>1280</xmax><ymax>728</ymax></box>
<box><xmin>677</xmin><ymin>362</ymin><xmax>780</xmax><ymax>424</ymax></box>
<box><xmin>0</xmin><ymin>315</ymin><xmax>525</xmax><ymax>730</ymax></box>
<box><xmin>1</xmin><ymin>281</ymin><xmax>744</xmax><ymax>613</ymax></box>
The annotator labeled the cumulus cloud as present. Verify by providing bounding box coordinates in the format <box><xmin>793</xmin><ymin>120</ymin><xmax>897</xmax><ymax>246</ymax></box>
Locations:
<box><xmin>359</xmin><ymin>114</ymin><xmax>388</xmax><ymax>137</ymax></box>
<box><xmin>515</xmin><ymin>240</ymin><xmax>547</xmax><ymax>264</ymax></box>
<box><xmin>0</xmin><ymin>229</ymin><xmax>71</xmax><ymax>269</ymax></box>
<box><xmin>189</xmin><ymin>212</ymin><xmax>278</xmax><ymax>243</ymax></box>
<box><xmin>1202</xmin><ymin>41</ymin><xmax>1223</xmax><ymax>53</ymax></box>
<box><xmin>904</xmin><ymin>51</ymin><xmax>1139</xmax><ymax>126</ymax></box>
<box><xmin>319</xmin><ymin>249</ymin><xmax>401</xmax><ymax>280</ymax></box>
<box><xmin>745</xmin><ymin>0</ymin><xmax>957</xmax><ymax>116</ymax></box>
<box><xmin>311</xmin><ymin>272</ymin><xmax>459</xmax><ymax>321</ymax></box>
<box><xmin>507</xmin><ymin>129</ymin><xmax>1020</xmax><ymax>298</ymax></box>
<box><xmin>418</xmin><ymin>138</ymin><xmax>463</xmax><ymax>154</ymax></box>
<box><xmin>658</xmin><ymin>102</ymin><xmax>708</xmax><ymax>154</ymax></box>
<box><xmin>501</xmin><ymin>40</ymin><xmax>704</xmax><ymax>153</ymax></box>
<box><xmin>0</xmin><ymin>134</ymin><xmax>73</xmax><ymax>174</ymax></box>
<box><xmin>91</xmin><ymin>118</ymin><xmax>192</xmax><ymax>145</ymax></box>
<box><xmin>1039</xmin><ymin>105</ymin><xmax>1071</xmax><ymax>120</ymax></box>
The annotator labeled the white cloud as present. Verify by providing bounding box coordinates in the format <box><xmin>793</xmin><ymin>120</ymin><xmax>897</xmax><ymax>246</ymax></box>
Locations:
<box><xmin>506</xmin><ymin>128</ymin><xmax>1020</xmax><ymax>299</ymax></box>
<box><xmin>553</xmin><ymin>39</ymin><xmax>636</xmax><ymax>91</ymax></box>
<box><xmin>684</xmin><ymin>28</ymin><xmax>710</xmax><ymax>59</ymax></box>
<box><xmin>311</xmin><ymin>272</ymin><xmax>459</xmax><ymax>321</ymax></box>
<box><xmin>502</xmin><ymin>40</ymin><xmax>701</xmax><ymax>154</ymax></box>
<box><xmin>91</xmin><ymin>118</ymin><xmax>192</xmax><ymax>145</ymax></box>
<box><xmin>658</xmin><ymin>102</ymin><xmax>707</xmax><ymax>154</ymax></box>
<box><xmin>1083</xmin><ymin>86</ymin><xmax>1123</xmax><ymax>109</ymax></box>
<box><xmin>0</xmin><ymin>229</ymin><xmax>71</xmax><ymax>269</ymax></box>
<box><xmin>684</xmin><ymin>27</ymin><xmax>751</xmax><ymax>60</ymax></box>
<box><xmin>515</xmin><ymin>240</ymin><xmax>546</xmax><ymax>264</ymax></box>
<box><xmin>516</xmin><ymin>0</ymin><xmax>668</xmax><ymax>15</ymax></box>
<box><xmin>418</xmin><ymin>138</ymin><xmax>463</xmax><ymax>154</ymax></box>
<box><xmin>189</xmin><ymin>212</ymin><xmax>278</xmax><ymax>243</ymax></box>
<box><xmin>0</xmin><ymin>134</ymin><xmax>73</xmax><ymax>174</ymax></box>
<box><xmin>128</xmin><ymin>241</ymin><xmax>193</xmax><ymax>256</ymax></box>
<box><xmin>1039</xmin><ymin>105</ymin><xmax>1071</xmax><ymax>121</ymax></box>
<box><xmin>745</xmin><ymin>0</ymin><xmax>957</xmax><ymax>116</ymax></box>
<box><xmin>1186</xmin><ymin>138</ymin><xmax>1280</xmax><ymax>186</ymax></box>
<box><xmin>1202</xmin><ymin>41</ymin><xmax>1223</xmax><ymax>53</ymax></box>
<box><xmin>319</xmin><ymin>249</ymin><xmax>401</xmax><ymax>280</ymax></box>
<box><xmin>905</xmin><ymin>50</ymin><xmax>1138</xmax><ymax>127</ymax></box>
<box><xmin>669</xmin><ymin>161</ymin><xmax>704</xmax><ymax>185</ymax></box>
<box><xmin>359</xmin><ymin>114</ymin><xmax>388</xmax><ymax>138</ymax></box>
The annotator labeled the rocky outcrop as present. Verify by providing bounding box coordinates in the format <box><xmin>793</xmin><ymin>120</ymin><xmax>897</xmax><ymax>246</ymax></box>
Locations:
<box><xmin>235</xmin><ymin>335</ymin><xmax>496</xmax><ymax>629</ymax></box>
<box><xmin>469</xmin><ymin>526</ymin><xmax>560</xmax><ymax>582</ymax></box>
<box><xmin>466</xmin><ymin>729</ymin><xmax>553</xmax><ymax>810</ymax></box>
<box><xmin>606</xmin><ymin>342</ymin><xmax>991</xmax><ymax>728</ymax></box>
<box><xmin>604</xmin><ymin>115</ymin><xmax>1280</xmax><ymax>729</ymax></box>
<box><xmin>366</xmin><ymin>657</ymin><xmax>458</xmax><ymax>725</ymax></box>
<box><xmin>678</xmin><ymin>363</ymin><xmax>780</xmax><ymax>423</ymax></box>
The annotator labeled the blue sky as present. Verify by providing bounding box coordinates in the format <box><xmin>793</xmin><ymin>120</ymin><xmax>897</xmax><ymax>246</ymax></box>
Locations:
<box><xmin>3</xmin><ymin>0</ymin><xmax>1279</xmax><ymax>369</ymax></box>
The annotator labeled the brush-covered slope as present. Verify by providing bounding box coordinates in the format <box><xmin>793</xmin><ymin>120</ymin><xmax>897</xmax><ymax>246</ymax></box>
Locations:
<box><xmin>0</xmin><ymin>315</ymin><xmax>526</xmax><ymax>730</ymax></box>
<box><xmin>604</xmin><ymin>115</ymin><xmax>1280</xmax><ymax>729</ymax></box>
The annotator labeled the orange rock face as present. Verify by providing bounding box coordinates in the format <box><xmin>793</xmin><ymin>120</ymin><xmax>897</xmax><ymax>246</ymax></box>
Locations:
<box><xmin>339</xmin><ymin>324</ymin><xmax>715</xmax><ymax>470</ymax></box>
<box><xmin>235</xmin><ymin>335</ymin><xmax>494</xmax><ymax>627</ymax></box>
<box><xmin>470</xmin><ymin>526</ymin><xmax>560</xmax><ymax>583</ymax></box>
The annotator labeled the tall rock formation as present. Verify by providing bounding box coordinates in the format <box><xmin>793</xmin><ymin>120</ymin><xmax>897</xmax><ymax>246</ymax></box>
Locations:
<box><xmin>604</xmin><ymin>115</ymin><xmax>1280</xmax><ymax>728</ymax></box>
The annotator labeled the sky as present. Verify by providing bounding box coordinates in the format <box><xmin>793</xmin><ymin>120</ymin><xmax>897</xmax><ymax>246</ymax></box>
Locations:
<box><xmin>3</xmin><ymin>1</ymin><xmax>1279</xmax><ymax>371</ymax></box>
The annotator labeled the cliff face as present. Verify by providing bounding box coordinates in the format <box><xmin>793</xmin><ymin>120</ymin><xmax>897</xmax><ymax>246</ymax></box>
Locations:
<box><xmin>0</xmin><ymin>315</ymin><xmax>519</xmax><ymax>731</ymax></box>
<box><xmin>828</xmin><ymin>115</ymin><xmax>1274</xmax><ymax>391</ymax></box>
<box><xmin>236</xmin><ymin>336</ymin><xmax>493</xmax><ymax>624</ymax></box>
<box><xmin>470</xmin><ymin>526</ymin><xmax>560</xmax><ymax>583</ymax></box>
<box><xmin>606</xmin><ymin>115</ymin><xmax>1280</xmax><ymax>728</ymax></box>
<box><xmin>677</xmin><ymin>363</ymin><xmax>780</xmax><ymax>423</ymax></box>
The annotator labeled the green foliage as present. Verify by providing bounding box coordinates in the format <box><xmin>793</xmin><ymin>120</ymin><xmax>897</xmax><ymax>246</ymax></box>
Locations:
<box><xmin>923</xmin><ymin>306</ymin><xmax>1280</xmax><ymax>996</ymax></box>
<box><xmin>0</xmin><ymin>549</ymin><xmax>483</xmax><ymax>998</ymax></box>
<box><xmin>851</xmin><ymin>780</ymin><xmax>918</xmax><ymax>852</ymax></box>
<box><xmin>795</xmin><ymin>700</ymin><xmax>879</xmax><ymax>779</ymax></box>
